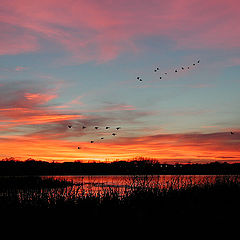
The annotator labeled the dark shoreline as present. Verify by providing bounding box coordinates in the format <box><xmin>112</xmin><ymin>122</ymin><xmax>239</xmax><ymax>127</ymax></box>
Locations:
<box><xmin>0</xmin><ymin>175</ymin><xmax>239</xmax><ymax>228</ymax></box>
<box><xmin>0</xmin><ymin>159</ymin><xmax>239</xmax><ymax>176</ymax></box>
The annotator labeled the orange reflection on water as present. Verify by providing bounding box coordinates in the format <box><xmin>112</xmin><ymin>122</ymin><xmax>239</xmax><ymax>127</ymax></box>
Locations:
<box><xmin>43</xmin><ymin>175</ymin><xmax>239</xmax><ymax>198</ymax></box>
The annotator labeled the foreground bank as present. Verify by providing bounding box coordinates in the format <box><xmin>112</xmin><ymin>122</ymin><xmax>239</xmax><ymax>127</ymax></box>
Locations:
<box><xmin>0</xmin><ymin>175</ymin><xmax>239</xmax><ymax>225</ymax></box>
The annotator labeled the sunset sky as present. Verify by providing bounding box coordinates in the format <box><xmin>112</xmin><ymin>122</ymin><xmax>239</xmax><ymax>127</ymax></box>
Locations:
<box><xmin>0</xmin><ymin>0</ymin><xmax>240</xmax><ymax>163</ymax></box>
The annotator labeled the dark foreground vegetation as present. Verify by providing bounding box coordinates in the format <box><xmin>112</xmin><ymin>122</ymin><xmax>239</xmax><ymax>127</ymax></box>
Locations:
<box><xmin>0</xmin><ymin>158</ymin><xmax>240</xmax><ymax>175</ymax></box>
<box><xmin>0</xmin><ymin>175</ymin><xmax>239</xmax><ymax>226</ymax></box>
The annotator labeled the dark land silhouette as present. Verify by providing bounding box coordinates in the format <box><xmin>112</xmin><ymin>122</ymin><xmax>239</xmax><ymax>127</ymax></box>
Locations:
<box><xmin>0</xmin><ymin>158</ymin><xmax>239</xmax><ymax>176</ymax></box>
<box><xmin>0</xmin><ymin>157</ymin><xmax>239</xmax><ymax>227</ymax></box>
<box><xmin>0</xmin><ymin>174</ymin><xmax>239</xmax><ymax>228</ymax></box>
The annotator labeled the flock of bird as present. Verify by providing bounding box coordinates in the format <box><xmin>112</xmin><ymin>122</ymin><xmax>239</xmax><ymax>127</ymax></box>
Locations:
<box><xmin>137</xmin><ymin>60</ymin><xmax>200</xmax><ymax>82</ymax></box>
<box><xmin>67</xmin><ymin>125</ymin><xmax>121</xmax><ymax>148</ymax></box>
<box><xmin>67</xmin><ymin>58</ymin><xmax>236</xmax><ymax>149</ymax></box>
<box><xmin>137</xmin><ymin>59</ymin><xmax>236</xmax><ymax>135</ymax></box>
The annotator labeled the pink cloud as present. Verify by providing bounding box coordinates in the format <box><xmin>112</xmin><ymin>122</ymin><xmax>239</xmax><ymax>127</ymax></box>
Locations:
<box><xmin>15</xmin><ymin>66</ymin><xmax>27</xmax><ymax>71</ymax></box>
<box><xmin>102</xmin><ymin>104</ymin><xmax>136</xmax><ymax>112</ymax></box>
<box><xmin>0</xmin><ymin>0</ymin><xmax>239</xmax><ymax>62</ymax></box>
<box><xmin>0</xmin><ymin>84</ymin><xmax>84</xmax><ymax>126</ymax></box>
<box><xmin>68</xmin><ymin>96</ymin><xmax>84</xmax><ymax>106</ymax></box>
<box><xmin>0</xmin><ymin>66</ymin><xmax>28</xmax><ymax>72</ymax></box>
<box><xmin>0</xmin><ymin>22</ymin><xmax>39</xmax><ymax>55</ymax></box>
<box><xmin>24</xmin><ymin>92</ymin><xmax>57</xmax><ymax>104</ymax></box>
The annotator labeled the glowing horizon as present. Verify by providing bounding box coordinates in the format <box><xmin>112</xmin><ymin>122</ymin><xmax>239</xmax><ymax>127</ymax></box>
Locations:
<box><xmin>0</xmin><ymin>0</ymin><xmax>240</xmax><ymax>163</ymax></box>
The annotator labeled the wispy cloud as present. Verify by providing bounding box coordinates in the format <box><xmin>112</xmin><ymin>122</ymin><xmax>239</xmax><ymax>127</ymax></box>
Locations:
<box><xmin>99</xmin><ymin>102</ymin><xmax>136</xmax><ymax>112</ymax></box>
<box><xmin>0</xmin><ymin>80</ymin><xmax>84</xmax><ymax>128</ymax></box>
<box><xmin>0</xmin><ymin>66</ymin><xmax>28</xmax><ymax>72</ymax></box>
<box><xmin>15</xmin><ymin>66</ymin><xmax>27</xmax><ymax>71</ymax></box>
<box><xmin>0</xmin><ymin>0</ymin><xmax>239</xmax><ymax>62</ymax></box>
<box><xmin>107</xmin><ymin>131</ymin><xmax>240</xmax><ymax>162</ymax></box>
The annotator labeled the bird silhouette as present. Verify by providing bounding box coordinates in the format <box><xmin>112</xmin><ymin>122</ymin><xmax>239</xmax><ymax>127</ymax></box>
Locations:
<box><xmin>164</xmin><ymin>73</ymin><xmax>167</xmax><ymax>75</ymax></box>
<box><xmin>157</xmin><ymin>67</ymin><xmax>159</xmax><ymax>70</ymax></box>
<box><xmin>137</xmin><ymin>77</ymin><xmax>140</xmax><ymax>79</ymax></box>
<box><xmin>116</xmin><ymin>127</ymin><xmax>120</xmax><ymax>130</ymax></box>
<box><xmin>139</xmin><ymin>78</ymin><xmax>143</xmax><ymax>81</ymax></box>
<box><xmin>106</xmin><ymin>126</ymin><xmax>110</xmax><ymax>129</ymax></box>
<box><xmin>193</xmin><ymin>63</ymin><xmax>195</xmax><ymax>66</ymax></box>
<box><xmin>231</xmin><ymin>132</ymin><xmax>234</xmax><ymax>135</ymax></box>
<box><xmin>112</xmin><ymin>133</ymin><xmax>116</xmax><ymax>136</ymax></box>
<box><xmin>197</xmin><ymin>60</ymin><xmax>200</xmax><ymax>63</ymax></box>
<box><xmin>181</xmin><ymin>67</ymin><xmax>184</xmax><ymax>70</ymax></box>
<box><xmin>77</xmin><ymin>147</ymin><xmax>81</xmax><ymax>149</ymax></box>
<box><xmin>95</xmin><ymin>127</ymin><xmax>99</xmax><ymax>130</ymax></box>
<box><xmin>101</xmin><ymin>137</ymin><xmax>104</xmax><ymax>139</ymax></box>
<box><xmin>159</xmin><ymin>77</ymin><xmax>162</xmax><ymax>79</ymax></box>
<box><xmin>68</xmin><ymin>125</ymin><xmax>72</xmax><ymax>128</ymax></box>
<box><xmin>90</xmin><ymin>140</ymin><xmax>94</xmax><ymax>143</ymax></box>
<box><xmin>82</xmin><ymin>126</ymin><xmax>86</xmax><ymax>129</ymax></box>
<box><xmin>187</xmin><ymin>67</ymin><xmax>190</xmax><ymax>69</ymax></box>
<box><xmin>175</xmin><ymin>70</ymin><xmax>178</xmax><ymax>72</ymax></box>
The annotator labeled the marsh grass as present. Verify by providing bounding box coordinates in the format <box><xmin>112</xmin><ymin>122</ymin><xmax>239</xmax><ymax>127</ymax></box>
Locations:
<box><xmin>0</xmin><ymin>175</ymin><xmax>239</xmax><ymax>222</ymax></box>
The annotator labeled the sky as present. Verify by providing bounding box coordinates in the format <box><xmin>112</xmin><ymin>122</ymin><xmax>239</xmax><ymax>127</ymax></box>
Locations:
<box><xmin>0</xmin><ymin>0</ymin><xmax>240</xmax><ymax>163</ymax></box>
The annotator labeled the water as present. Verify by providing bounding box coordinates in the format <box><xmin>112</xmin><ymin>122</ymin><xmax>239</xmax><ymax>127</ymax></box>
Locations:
<box><xmin>1</xmin><ymin>175</ymin><xmax>239</xmax><ymax>204</ymax></box>
<box><xmin>42</xmin><ymin>175</ymin><xmax>239</xmax><ymax>196</ymax></box>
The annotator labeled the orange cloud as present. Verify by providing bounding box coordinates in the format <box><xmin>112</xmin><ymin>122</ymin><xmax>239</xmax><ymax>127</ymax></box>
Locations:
<box><xmin>10</xmin><ymin>113</ymin><xmax>83</xmax><ymax>125</ymax></box>
<box><xmin>0</xmin><ymin>82</ymin><xmax>86</xmax><ymax>127</ymax></box>
<box><xmin>24</xmin><ymin>92</ymin><xmax>57</xmax><ymax>103</ymax></box>
<box><xmin>1</xmin><ymin>130</ymin><xmax>239</xmax><ymax>163</ymax></box>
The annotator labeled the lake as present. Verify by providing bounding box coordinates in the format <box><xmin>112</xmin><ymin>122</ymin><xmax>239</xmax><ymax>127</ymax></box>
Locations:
<box><xmin>41</xmin><ymin>175</ymin><xmax>239</xmax><ymax>197</ymax></box>
<box><xmin>0</xmin><ymin>174</ymin><xmax>239</xmax><ymax>209</ymax></box>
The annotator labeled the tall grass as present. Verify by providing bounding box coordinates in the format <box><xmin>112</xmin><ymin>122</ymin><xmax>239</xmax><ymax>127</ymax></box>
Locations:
<box><xmin>0</xmin><ymin>175</ymin><xmax>239</xmax><ymax>223</ymax></box>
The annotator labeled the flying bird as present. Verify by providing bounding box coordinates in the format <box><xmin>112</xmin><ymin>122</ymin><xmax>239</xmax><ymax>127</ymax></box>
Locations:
<box><xmin>77</xmin><ymin>147</ymin><xmax>81</xmax><ymax>149</ymax></box>
<box><xmin>90</xmin><ymin>141</ymin><xmax>94</xmax><ymax>143</ymax></box>
<box><xmin>175</xmin><ymin>70</ymin><xmax>178</xmax><ymax>72</ymax></box>
<box><xmin>95</xmin><ymin>127</ymin><xmax>99</xmax><ymax>130</ymax></box>
<box><xmin>101</xmin><ymin>137</ymin><xmax>104</xmax><ymax>140</ymax></box>
<box><xmin>112</xmin><ymin>133</ymin><xmax>116</xmax><ymax>136</ymax></box>
<box><xmin>116</xmin><ymin>127</ymin><xmax>121</xmax><ymax>130</ymax></box>
<box><xmin>181</xmin><ymin>67</ymin><xmax>184</xmax><ymax>70</ymax></box>
<box><xmin>159</xmin><ymin>77</ymin><xmax>162</xmax><ymax>79</ymax></box>
<box><xmin>193</xmin><ymin>63</ymin><xmax>195</xmax><ymax>66</ymax></box>
<box><xmin>164</xmin><ymin>73</ymin><xmax>167</xmax><ymax>75</ymax></box>
<box><xmin>230</xmin><ymin>132</ymin><xmax>234</xmax><ymax>135</ymax></box>
<box><xmin>106</xmin><ymin>127</ymin><xmax>110</xmax><ymax>129</ymax></box>
<box><xmin>82</xmin><ymin>126</ymin><xmax>86</xmax><ymax>129</ymax></box>
<box><xmin>197</xmin><ymin>60</ymin><xmax>200</xmax><ymax>63</ymax></box>
<box><xmin>68</xmin><ymin>125</ymin><xmax>72</xmax><ymax>128</ymax></box>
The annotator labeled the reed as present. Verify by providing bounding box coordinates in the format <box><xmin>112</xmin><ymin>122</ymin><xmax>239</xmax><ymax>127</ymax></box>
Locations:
<box><xmin>0</xmin><ymin>175</ymin><xmax>239</xmax><ymax>223</ymax></box>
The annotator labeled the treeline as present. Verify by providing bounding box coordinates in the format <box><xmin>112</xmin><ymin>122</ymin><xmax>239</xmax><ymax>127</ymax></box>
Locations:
<box><xmin>0</xmin><ymin>158</ymin><xmax>239</xmax><ymax>175</ymax></box>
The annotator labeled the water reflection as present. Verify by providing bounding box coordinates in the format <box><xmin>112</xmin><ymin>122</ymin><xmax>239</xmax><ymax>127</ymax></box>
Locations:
<box><xmin>0</xmin><ymin>175</ymin><xmax>239</xmax><ymax>207</ymax></box>
<box><xmin>42</xmin><ymin>175</ymin><xmax>239</xmax><ymax>198</ymax></box>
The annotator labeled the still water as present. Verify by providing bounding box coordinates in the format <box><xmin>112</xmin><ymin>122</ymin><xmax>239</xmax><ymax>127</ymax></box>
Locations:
<box><xmin>42</xmin><ymin>175</ymin><xmax>239</xmax><ymax>197</ymax></box>
<box><xmin>1</xmin><ymin>175</ymin><xmax>239</xmax><ymax>204</ymax></box>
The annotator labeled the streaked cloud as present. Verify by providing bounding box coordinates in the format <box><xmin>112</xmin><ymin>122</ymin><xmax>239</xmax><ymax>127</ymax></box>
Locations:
<box><xmin>0</xmin><ymin>80</ymin><xmax>84</xmax><ymax>127</ymax></box>
<box><xmin>0</xmin><ymin>0</ymin><xmax>239</xmax><ymax>62</ymax></box>
<box><xmin>1</xmin><ymin>130</ymin><xmax>239</xmax><ymax>162</ymax></box>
